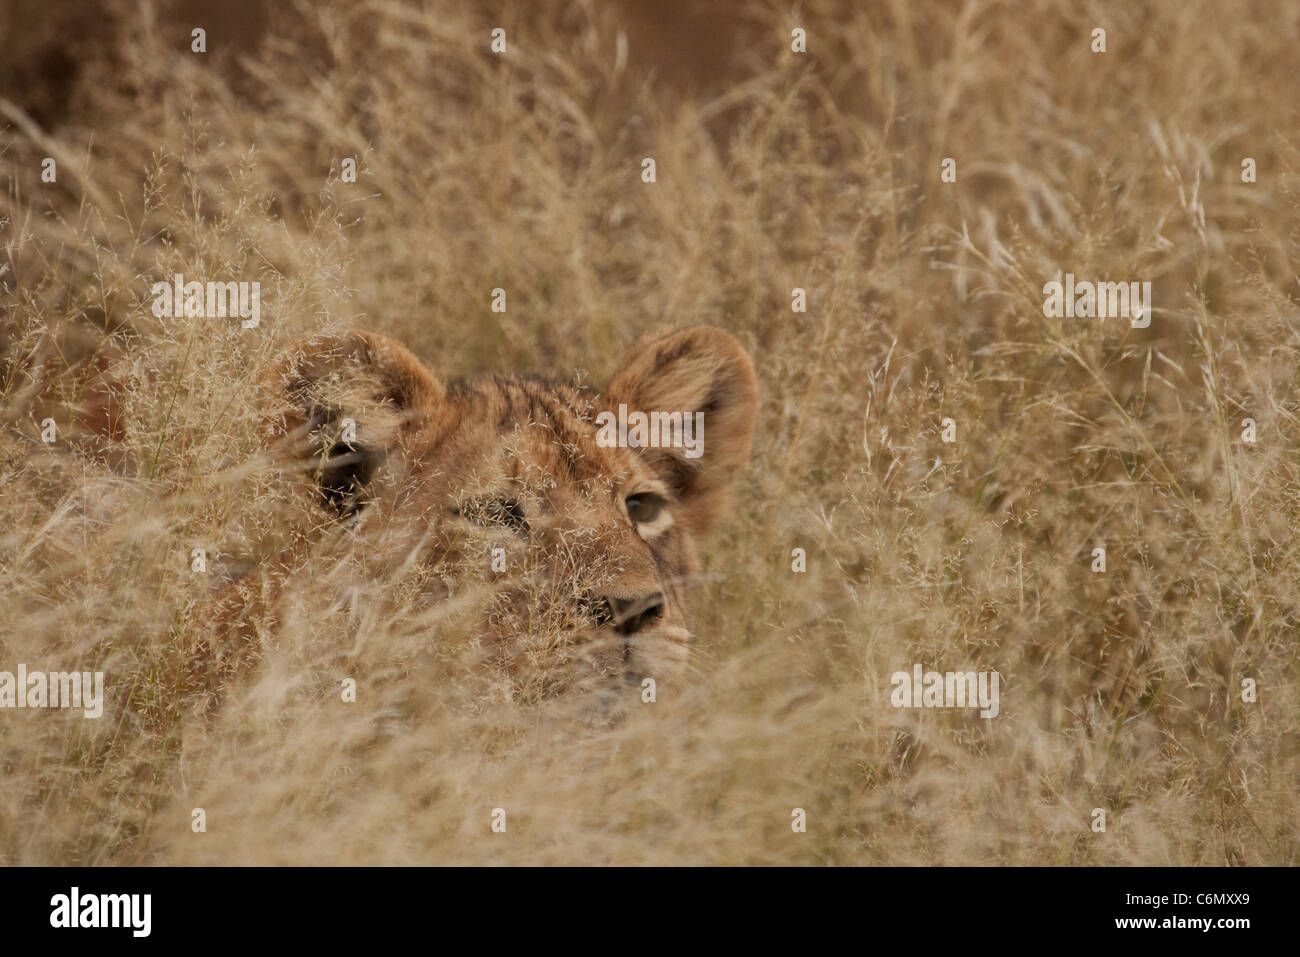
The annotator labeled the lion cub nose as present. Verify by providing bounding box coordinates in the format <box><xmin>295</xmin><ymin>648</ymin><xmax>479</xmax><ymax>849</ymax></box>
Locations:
<box><xmin>603</xmin><ymin>593</ymin><xmax>665</xmax><ymax>635</ymax></box>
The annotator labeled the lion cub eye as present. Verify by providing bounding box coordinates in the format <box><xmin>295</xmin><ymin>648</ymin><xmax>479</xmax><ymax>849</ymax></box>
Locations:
<box><xmin>457</xmin><ymin>498</ymin><xmax>528</xmax><ymax>533</ymax></box>
<box><xmin>625</xmin><ymin>493</ymin><xmax>666</xmax><ymax>524</ymax></box>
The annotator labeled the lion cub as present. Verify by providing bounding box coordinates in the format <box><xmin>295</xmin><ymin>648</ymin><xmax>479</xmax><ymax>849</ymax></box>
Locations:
<box><xmin>263</xmin><ymin>326</ymin><xmax>758</xmax><ymax>700</ymax></box>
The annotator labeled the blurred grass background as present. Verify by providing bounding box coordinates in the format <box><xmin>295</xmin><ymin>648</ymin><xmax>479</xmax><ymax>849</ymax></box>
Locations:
<box><xmin>0</xmin><ymin>0</ymin><xmax>1297</xmax><ymax>864</ymax></box>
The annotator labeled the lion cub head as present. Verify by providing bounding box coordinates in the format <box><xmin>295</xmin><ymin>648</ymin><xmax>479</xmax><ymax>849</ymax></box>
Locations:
<box><xmin>265</xmin><ymin>326</ymin><xmax>757</xmax><ymax>701</ymax></box>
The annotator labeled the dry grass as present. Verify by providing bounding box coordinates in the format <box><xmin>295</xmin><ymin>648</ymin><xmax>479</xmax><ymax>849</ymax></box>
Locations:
<box><xmin>1</xmin><ymin>0</ymin><xmax>1297</xmax><ymax>865</ymax></box>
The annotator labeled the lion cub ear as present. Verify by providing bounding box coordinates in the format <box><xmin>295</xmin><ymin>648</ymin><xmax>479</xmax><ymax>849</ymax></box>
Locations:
<box><xmin>605</xmin><ymin>326</ymin><xmax>758</xmax><ymax>534</ymax></box>
<box><xmin>265</xmin><ymin>331</ymin><xmax>446</xmax><ymax>517</ymax></box>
